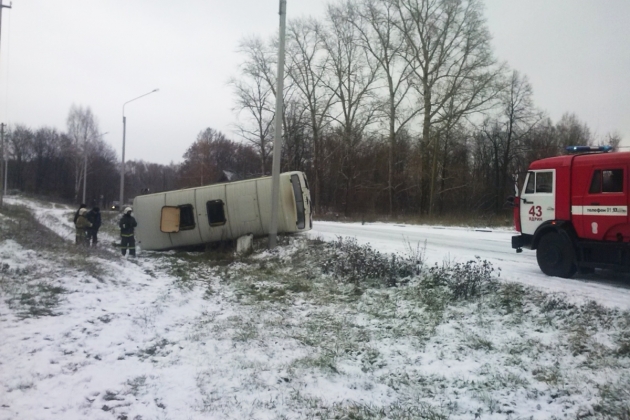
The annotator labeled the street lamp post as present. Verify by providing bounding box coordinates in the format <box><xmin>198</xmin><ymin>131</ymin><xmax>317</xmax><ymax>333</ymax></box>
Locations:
<box><xmin>82</xmin><ymin>131</ymin><xmax>108</xmax><ymax>204</ymax></box>
<box><xmin>119</xmin><ymin>89</ymin><xmax>158</xmax><ymax>211</ymax></box>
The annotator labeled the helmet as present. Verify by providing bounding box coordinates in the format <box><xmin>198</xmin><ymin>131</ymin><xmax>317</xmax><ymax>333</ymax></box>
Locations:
<box><xmin>124</xmin><ymin>207</ymin><xmax>133</xmax><ymax>214</ymax></box>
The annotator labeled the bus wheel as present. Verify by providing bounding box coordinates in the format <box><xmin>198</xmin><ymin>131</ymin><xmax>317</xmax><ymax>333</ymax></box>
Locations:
<box><xmin>536</xmin><ymin>232</ymin><xmax>577</xmax><ymax>278</ymax></box>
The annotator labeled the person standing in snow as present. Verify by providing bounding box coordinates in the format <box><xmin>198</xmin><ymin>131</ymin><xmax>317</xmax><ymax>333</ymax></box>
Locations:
<box><xmin>86</xmin><ymin>206</ymin><xmax>102</xmax><ymax>246</ymax></box>
<box><xmin>73</xmin><ymin>203</ymin><xmax>87</xmax><ymax>225</ymax></box>
<box><xmin>74</xmin><ymin>207</ymin><xmax>92</xmax><ymax>246</ymax></box>
<box><xmin>119</xmin><ymin>207</ymin><xmax>138</xmax><ymax>257</ymax></box>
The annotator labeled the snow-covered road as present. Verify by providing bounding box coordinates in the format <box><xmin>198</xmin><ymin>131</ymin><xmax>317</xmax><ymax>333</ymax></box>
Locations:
<box><xmin>310</xmin><ymin>221</ymin><xmax>630</xmax><ymax>309</ymax></box>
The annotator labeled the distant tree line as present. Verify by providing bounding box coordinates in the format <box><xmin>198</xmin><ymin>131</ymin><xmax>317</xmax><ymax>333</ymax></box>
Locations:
<box><xmin>1</xmin><ymin>105</ymin><xmax>121</xmax><ymax>207</ymax></box>
<box><xmin>228</xmin><ymin>0</ymin><xmax>622</xmax><ymax>217</ymax></box>
<box><xmin>0</xmin><ymin>105</ymin><xmax>181</xmax><ymax>208</ymax></box>
<box><xmin>1</xmin><ymin>0</ymin><xmax>622</xmax><ymax>219</ymax></box>
<box><xmin>0</xmin><ymin>109</ymin><xmax>258</xmax><ymax>208</ymax></box>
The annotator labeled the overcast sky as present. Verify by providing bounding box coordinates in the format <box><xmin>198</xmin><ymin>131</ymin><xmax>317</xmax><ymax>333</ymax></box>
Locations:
<box><xmin>0</xmin><ymin>0</ymin><xmax>628</xmax><ymax>165</ymax></box>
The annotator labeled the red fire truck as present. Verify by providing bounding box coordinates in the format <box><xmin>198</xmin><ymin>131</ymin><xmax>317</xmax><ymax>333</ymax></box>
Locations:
<box><xmin>510</xmin><ymin>146</ymin><xmax>629</xmax><ymax>277</ymax></box>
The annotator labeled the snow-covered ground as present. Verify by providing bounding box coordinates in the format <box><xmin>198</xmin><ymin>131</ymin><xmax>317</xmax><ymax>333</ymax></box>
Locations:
<box><xmin>1</xmin><ymin>197</ymin><xmax>629</xmax><ymax>420</ymax></box>
<box><xmin>310</xmin><ymin>221</ymin><xmax>630</xmax><ymax>310</ymax></box>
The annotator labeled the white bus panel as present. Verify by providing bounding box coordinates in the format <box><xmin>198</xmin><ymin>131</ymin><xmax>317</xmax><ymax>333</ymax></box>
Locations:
<box><xmin>133</xmin><ymin>171</ymin><xmax>311</xmax><ymax>251</ymax></box>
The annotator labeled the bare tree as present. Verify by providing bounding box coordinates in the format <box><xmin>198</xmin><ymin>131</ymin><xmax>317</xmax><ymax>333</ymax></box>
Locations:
<box><xmin>286</xmin><ymin>18</ymin><xmax>336</xmax><ymax>213</ymax></box>
<box><xmin>126</xmin><ymin>160</ymin><xmax>179</xmax><ymax>199</ymax></box>
<box><xmin>351</xmin><ymin>0</ymin><xmax>420</xmax><ymax>215</ymax></box>
<box><xmin>394</xmin><ymin>0</ymin><xmax>500</xmax><ymax>214</ymax></box>
<box><xmin>323</xmin><ymin>2</ymin><xmax>380</xmax><ymax>215</ymax></box>
<box><xmin>6</xmin><ymin>124</ymin><xmax>33</xmax><ymax>191</ymax></box>
<box><xmin>32</xmin><ymin>127</ymin><xmax>61</xmax><ymax>194</ymax></box>
<box><xmin>482</xmin><ymin>70</ymin><xmax>542</xmax><ymax>211</ymax></box>
<box><xmin>84</xmin><ymin>136</ymin><xmax>118</xmax><ymax>207</ymax></box>
<box><xmin>230</xmin><ymin>36</ymin><xmax>279</xmax><ymax>175</ymax></box>
<box><xmin>178</xmin><ymin>128</ymin><xmax>259</xmax><ymax>189</ymax></box>
<box><xmin>603</xmin><ymin>132</ymin><xmax>622</xmax><ymax>152</ymax></box>
<box><xmin>66</xmin><ymin>105</ymin><xmax>99</xmax><ymax>203</ymax></box>
<box><xmin>555</xmin><ymin>113</ymin><xmax>592</xmax><ymax>151</ymax></box>
<box><xmin>180</xmin><ymin>128</ymin><xmax>232</xmax><ymax>186</ymax></box>
<box><xmin>281</xmin><ymin>99</ymin><xmax>311</xmax><ymax>172</ymax></box>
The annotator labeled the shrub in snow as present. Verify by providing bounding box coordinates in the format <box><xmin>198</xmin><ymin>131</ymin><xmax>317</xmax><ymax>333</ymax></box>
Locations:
<box><xmin>321</xmin><ymin>236</ymin><xmax>421</xmax><ymax>287</ymax></box>
<box><xmin>423</xmin><ymin>257</ymin><xmax>499</xmax><ymax>301</ymax></box>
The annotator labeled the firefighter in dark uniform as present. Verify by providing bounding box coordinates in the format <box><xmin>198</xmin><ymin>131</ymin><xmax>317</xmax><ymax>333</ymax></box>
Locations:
<box><xmin>86</xmin><ymin>206</ymin><xmax>102</xmax><ymax>246</ymax></box>
<box><xmin>119</xmin><ymin>207</ymin><xmax>138</xmax><ymax>257</ymax></box>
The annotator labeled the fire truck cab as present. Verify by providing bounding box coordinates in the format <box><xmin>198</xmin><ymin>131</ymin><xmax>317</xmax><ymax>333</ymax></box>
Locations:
<box><xmin>510</xmin><ymin>147</ymin><xmax>630</xmax><ymax>277</ymax></box>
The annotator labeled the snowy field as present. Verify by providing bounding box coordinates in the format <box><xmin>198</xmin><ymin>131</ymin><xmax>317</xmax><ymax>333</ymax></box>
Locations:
<box><xmin>1</xmin><ymin>196</ymin><xmax>629</xmax><ymax>420</ymax></box>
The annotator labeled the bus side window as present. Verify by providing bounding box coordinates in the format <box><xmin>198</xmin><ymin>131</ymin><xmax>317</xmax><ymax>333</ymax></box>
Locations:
<box><xmin>206</xmin><ymin>200</ymin><xmax>226</xmax><ymax>226</ymax></box>
<box><xmin>179</xmin><ymin>205</ymin><xmax>196</xmax><ymax>230</ymax></box>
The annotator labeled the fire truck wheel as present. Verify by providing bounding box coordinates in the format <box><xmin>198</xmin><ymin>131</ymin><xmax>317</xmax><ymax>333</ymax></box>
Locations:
<box><xmin>536</xmin><ymin>232</ymin><xmax>577</xmax><ymax>278</ymax></box>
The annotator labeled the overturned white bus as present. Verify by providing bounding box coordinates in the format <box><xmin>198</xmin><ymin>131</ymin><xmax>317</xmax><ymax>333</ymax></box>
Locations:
<box><xmin>132</xmin><ymin>171</ymin><xmax>312</xmax><ymax>251</ymax></box>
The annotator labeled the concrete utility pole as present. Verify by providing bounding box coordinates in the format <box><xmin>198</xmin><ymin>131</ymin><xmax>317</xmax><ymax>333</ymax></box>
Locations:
<box><xmin>2</xmin><ymin>125</ymin><xmax>5</xmax><ymax>198</ymax></box>
<box><xmin>268</xmin><ymin>0</ymin><xmax>287</xmax><ymax>249</ymax></box>
<box><xmin>82</xmin><ymin>150</ymin><xmax>87</xmax><ymax>203</ymax></box>
<box><xmin>0</xmin><ymin>2</ymin><xmax>12</xmax><ymax>208</ymax></box>
<box><xmin>2</xmin><ymin>130</ymin><xmax>6</xmax><ymax>196</ymax></box>
<box><xmin>0</xmin><ymin>123</ymin><xmax>4</xmax><ymax>208</ymax></box>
